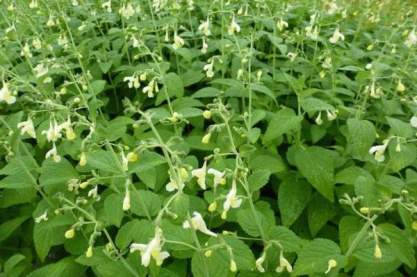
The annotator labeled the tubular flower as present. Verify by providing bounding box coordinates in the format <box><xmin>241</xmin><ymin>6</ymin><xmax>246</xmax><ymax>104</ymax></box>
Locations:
<box><xmin>130</xmin><ymin>227</ymin><xmax>170</xmax><ymax>267</ymax></box>
<box><xmin>191</xmin><ymin>161</ymin><xmax>207</xmax><ymax>190</ymax></box>
<box><xmin>17</xmin><ymin>117</ymin><xmax>36</xmax><ymax>139</ymax></box>
<box><xmin>207</xmin><ymin>168</ymin><xmax>226</xmax><ymax>187</ymax></box>
<box><xmin>329</xmin><ymin>28</ymin><xmax>345</xmax><ymax>44</ymax></box>
<box><xmin>369</xmin><ymin>139</ymin><xmax>389</xmax><ymax>162</ymax></box>
<box><xmin>222</xmin><ymin>180</ymin><xmax>242</xmax><ymax>218</ymax></box>
<box><xmin>275</xmin><ymin>252</ymin><xmax>293</xmax><ymax>273</ymax></box>
<box><xmin>182</xmin><ymin>211</ymin><xmax>217</xmax><ymax>237</ymax></box>
<box><xmin>0</xmin><ymin>82</ymin><xmax>16</xmax><ymax>105</ymax></box>
<box><xmin>255</xmin><ymin>252</ymin><xmax>266</xmax><ymax>272</ymax></box>
<box><xmin>228</xmin><ymin>16</ymin><xmax>241</xmax><ymax>35</ymax></box>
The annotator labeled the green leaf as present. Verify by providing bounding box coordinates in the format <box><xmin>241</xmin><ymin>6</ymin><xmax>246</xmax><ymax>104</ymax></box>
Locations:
<box><xmin>388</xmin><ymin>144</ymin><xmax>417</xmax><ymax>172</ymax></box>
<box><xmin>237</xmin><ymin>208</ymin><xmax>271</xmax><ymax>237</ymax></box>
<box><xmin>293</xmin><ymin>239</ymin><xmax>345</xmax><ymax>276</ymax></box>
<box><xmin>264</xmin><ymin>108</ymin><xmax>302</xmax><ymax>143</ymax></box>
<box><xmin>307</xmin><ymin>194</ymin><xmax>337</xmax><ymax>236</ymax></box>
<box><xmin>103</xmin><ymin>193</ymin><xmax>124</xmax><ymax>227</ymax></box>
<box><xmin>33</xmin><ymin>215</ymin><xmax>73</xmax><ymax>261</ymax></box>
<box><xmin>378</xmin><ymin>223</ymin><xmax>415</xmax><ymax>268</ymax></box>
<box><xmin>88</xmin><ymin>80</ymin><xmax>106</xmax><ymax>95</ymax></box>
<box><xmin>347</xmin><ymin>119</ymin><xmax>376</xmax><ymax>160</ymax></box>
<box><xmin>354</xmin><ymin>176</ymin><xmax>380</xmax><ymax>207</ymax></box>
<box><xmin>130</xmin><ymin>190</ymin><xmax>162</xmax><ymax>218</ymax></box>
<box><xmin>191</xmin><ymin>251</ymin><xmax>228</xmax><ymax>277</ymax></box>
<box><xmin>338</xmin><ymin>216</ymin><xmax>363</xmax><ymax>252</ymax></box>
<box><xmin>268</xmin><ymin>226</ymin><xmax>303</xmax><ymax>252</ymax></box>
<box><xmin>0</xmin><ymin>216</ymin><xmax>30</xmax><ymax>242</ymax></box>
<box><xmin>28</xmin><ymin>257</ymin><xmax>85</xmax><ymax>277</ymax></box>
<box><xmin>300</xmin><ymin>97</ymin><xmax>335</xmax><ymax>113</ymax></box>
<box><xmin>248</xmin><ymin>169</ymin><xmax>270</xmax><ymax>192</ymax></box>
<box><xmin>278</xmin><ymin>175</ymin><xmax>312</xmax><ymax>226</ymax></box>
<box><xmin>86</xmin><ymin>150</ymin><xmax>122</xmax><ymax>174</ymax></box>
<box><xmin>39</xmin><ymin>158</ymin><xmax>78</xmax><ymax>194</ymax></box>
<box><xmin>115</xmin><ymin>220</ymin><xmax>154</xmax><ymax>249</ymax></box>
<box><xmin>293</xmin><ymin>146</ymin><xmax>336</xmax><ymax>201</ymax></box>
<box><xmin>386</xmin><ymin>117</ymin><xmax>414</xmax><ymax>138</ymax></box>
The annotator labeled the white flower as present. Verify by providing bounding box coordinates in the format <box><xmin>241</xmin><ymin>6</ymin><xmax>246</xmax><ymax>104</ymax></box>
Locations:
<box><xmin>228</xmin><ymin>16</ymin><xmax>241</xmax><ymax>35</ymax></box>
<box><xmin>287</xmin><ymin>52</ymin><xmax>297</xmax><ymax>62</ymax></box>
<box><xmin>42</xmin><ymin>120</ymin><xmax>62</xmax><ymax>142</ymax></box>
<box><xmin>34</xmin><ymin>63</ymin><xmax>48</xmax><ymax>78</ymax></box>
<box><xmin>45</xmin><ymin>144</ymin><xmax>61</xmax><ymax>163</ymax></box>
<box><xmin>201</xmin><ymin>38</ymin><xmax>208</xmax><ymax>54</ymax></box>
<box><xmin>329</xmin><ymin>28</ymin><xmax>345</xmax><ymax>44</ymax></box>
<box><xmin>405</xmin><ymin>29</ymin><xmax>417</xmax><ymax>48</ymax></box>
<box><xmin>0</xmin><ymin>82</ymin><xmax>16</xmax><ymax>105</ymax></box>
<box><xmin>321</xmin><ymin>57</ymin><xmax>332</xmax><ymax>69</ymax></box>
<box><xmin>410</xmin><ymin>116</ymin><xmax>417</xmax><ymax>128</ymax></box>
<box><xmin>191</xmin><ymin>161</ymin><xmax>207</xmax><ymax>190</ymax></box>
<box><xmin>47</xmin><ymin>16</ymin><xmax>56</xmax><ymax>27</ymax></box>
<box><xmin>17</xmin><ymin>118</ymin><xmax>36</xmax><ymax>139</ymax></box>
<box><xmin>102</xmin><ymin>1</ymin><xmax>112</xmax><ymax>12</ymax></box>
<box><xmin>203</xmin><ymin>62</ymin><xmax>214</xmax><ymax>78</ymax></box>
<box><xmin>369</xmin><ymin>139</ymin><xmax>389</xmax><ymax>162</ymax></box>
<box><xmin>306</xmin><ymin>25</ymin><xmax>319</xmax><ymax>40</ymax></box>
<box><xmin>20</xmin><ymin>43</ymin><xmax>32</xmax><ymax>58</ymax></box>
<box><xmin>198</xmin><ymin>19</ymin><xmax>211</xmax><ymax>36</ymax></box>
<box><xmin>255</xmin><ymin>252</ymin><xmax>266</xmax><ymax>272</ymax></box>
<box><xmin>277</xmin><ymin>18</ymin><xmax>289</xmax><ymax>31</ymax></box>
<box><xmin>222</xmin><ymin>180</ymin><xmax>242</xmax><ymax>217</ymax></box>
<box><xmin>276</xmin><ymin>252</ymin><xmax>293</xmax><ymax>273</ymax></box>
<box><xmin>119</xmin><ymin>3</ymin><xmax>135</xmax><ymax>19</ymax></box>
<box><xmin>172</xmin><ymin>34</ymin><xmax>185</xmax><ymax>49</ymax></box>
<box><xmin>35</xmin><ymin>211</ymin><xmax>48</xmax><ymax>223</ymax></box>
<box><xmin>88</xmin><ymin>186</ymin><xmax>100</xmax><ymax>200</ymax></box>
<box><xmin>207</xmin><ymin>168</ymin><xmax>225</xmax><ymax>187</ymax></box>
<box><xmin>182</xmin><ymin>211</ymin><xmax>217</xmax><ymax>237</ymax></box>
<box><xmin>326</xmin><ymin>110</ymin><xmax>337</xmax><ymax>121</ymax></box>
<box><xmin>124</xmin><ymin>75</ymin><xmax>140</xmax><ymax>89</ymax></box>
<box><xmin>142</xmin><ymin>79</ymin><xmax>159</xmax><ymax>98</ymax></box>
<box><xmin>29</xmin><ymin>0</ymin><xmax>38</xmax><ymax>9</ymax></box>
<box><xmin>315</xmin><ymin>112</ymin><xmax>323</xmax><ymax>125</ymax></box>
<box><xmin>130</xmin><ymin>227</ymin><xmax>169</xmax><ymax>267</ymax></box>
<box><xmin>123</xmin><ymin>186</ymin><xmax>131</xmax><ymax>211</ymax></box>
<box><xmin>32</xmin><ymin>38</ymin><xmax>42</xmax><ymax>50</ymax></box>
<box><xmin>166</xmin><ymin>178</ymin><xmax>184</xmax><ymax>192</ymax></box>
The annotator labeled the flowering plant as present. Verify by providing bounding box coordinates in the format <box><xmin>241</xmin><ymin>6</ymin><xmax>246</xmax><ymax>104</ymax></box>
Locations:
<box><xmin>1</xmin><ymin>0</ymin><xmax>417</xmax><ymax>276</ymax></box>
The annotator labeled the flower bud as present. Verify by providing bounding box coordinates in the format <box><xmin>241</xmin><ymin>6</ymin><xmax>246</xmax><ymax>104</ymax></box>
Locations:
<box><xmin>203</xmin><ymin>110</ymin><xmax>212</xmax><ymax>119</ymax></box>
<box><xmin>374</xmin><ymin>244</ymin><xmax>382</xmax><ymax>259</ymax></box>
<box><xmin>79</xmin><ymin>152</ymin><xmax>87</xmax><ymax>167</ymax></box>
<box><xmin>230</xmin><ymin>260</ymin><xmax>237</xmax><ymax>272</ymax></box>
<box><xmin>126</xmin><ymin>152</ymin><xmax>138</xmax><ymax>162</ymax></box>
<box><xmin>79</xmin><ymin>181</ymin><xmax>89</xmax><ymax>189</ymax></box>
<box><xmin>204</xmin><ymin>250</ymin><xmax>212</xmax><ymax>257</ymax></box>
<box><xmin>208</xmin><ymin>202</ymin><xmax>217</xmax><ymax>212</ymax></box>
<box><xmin>65</xmin><ymin>228</ymin><xmax>75</xmax><ymax>239</ymax></box>
<box><xmin>360</xmin><ymin>207</ymin><xmax>370</xmax><ymax>214</ymax></box>
<box><xmin>202</xmin><ymin>133</ymin><xmax>211</xmax><ymax>144</ymax></box>
<box><xmin>412</xmin><ymin>221</ymin><xmax>417</xmax><ymax>231</ymax></box>
<box><xmin>86</xmin><ymin>246</ymin><xmax>93</xmax><ymax>258</ymax></box>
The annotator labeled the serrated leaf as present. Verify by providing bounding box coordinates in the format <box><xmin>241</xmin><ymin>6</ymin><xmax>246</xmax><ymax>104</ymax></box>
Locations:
<box><xmin>278</xmin><ymin>175</ymin><xmax>312</xmax><ymax>226</ymax></box>
<box><xmin>264</xmin><ymin>108</ymin><xmax>302</xmax><ymax>143</ymax></box>
<box><xmin>293</xmin><ymin>146</ymin><xmax>336</xmax><ymax>201</ymax></box>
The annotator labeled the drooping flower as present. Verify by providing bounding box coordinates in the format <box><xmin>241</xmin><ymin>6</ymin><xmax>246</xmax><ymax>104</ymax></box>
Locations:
<box><xmin>172</xmin><ymin>34</ymin><xmax>185</xmax><ymax>49</ymax></box>
<box><xmin>191</xmin><ymin>161</ymin><xmax>207</xmax><ymax>190</ymax></box>
<box><xmin>130</xmin><ymin>227</ymin><xmax>170</xmax><ymax>267</ymax></box>
<box><xmin>228</xmin><ymin>16</ymin><xmax>241</xmax><ymax>35</ymax></box>
<box><xmin>203</xmin><ymin>62</ymin><xmax>214</xmax><ymax>78</ymax></box>
<box><xmin>410</xmin><ymin>116</ymin><xmax>417</xmax><ymax>128</ymax></box>
<box><xmin>198</xmin><ymin>18</ymin><xmax>211</xmax><ymax>36</ymax></box>
<box><xmin>42</xmin><ymin>120</ymin><xmax>62</xmax><ymax>142</ymax></box>
<box><xmin>29</xmin><ymin>0</ymin><xmax>38</xmax><ymax>9</ymax></box>
<box><xmin>102</xmin><ymin>1</ymin><xmax>112</xmax><ymax>12</ymax></box>
<box><xmin>0</xmin><ymin>82</ymin><xmax>16</xmax><ymax>105</ymax></box>
<box><xmin>396</xmin><ymin>80</ymin><xmax>406</xmax><ymax>93</ymax></box>
<box><xmin>255</xmin><ymin>252</ymin><xmax>266</xmax><ymax>272</ymax></box>
<box><xmin>33</xmin><ymin>63</ymin><xmax>49</xmax><ymax>78</ymax></box>
<box><xmin>17</xmin><ymin>117</ymin><xmax>36</xmax><ymax>139</ymax></box>
<box><xmin>405</xmin><ymin>29</ymin><xmax>417</xmax><ymax>48</ymax></box>
<box><xmin>207</xmin><ymin>168</ymin><xmax>226</xmax><ymax>187</ymax></box>
<box><xmin>374</xmin><ymin>243</ymin><xmax>382</xmax><ymax>259</ymax></box>
<box><xmin>369</xmin><ymin>139</ymin><xmax>389</xmax><ymax>162</ymax></box>
<box><xmin>315</xmin><ymin>112</ymin><xmax>323</xmax><ymax>125</ymax></box>
<box><xmin>276</xmin><ymin>18</ymin><xmax>289</xmax><ymax>31</ymax></box>
<box><xmin>201</xmin><ymin>38</ymin><xmax>208</xmax><ymax>54</ymax></box>
<box><xmin>124</xmin><ymin>75</ymin><xmax>140</xmax><ymax>89</ymax></box>
<box><xmin>326</xmin><ymin>110</ymin><xmax>338</xmax><ymax>121</ymax></box>
<box><xmin>142</xmin><ymin>79</ymin><xmax>159</xmax><ymax>98</ymax></box>
<box><xmin>119</xmin><ymin>3</ymin><xmax>135</xmax><ymax>19</ymax></box>
<box><xmin>166</xmin><ymin>175</ymin><xmax>185</xmax><ymax>192</ymax></box>
<box><xmin>329</xmin><ymin>28</ymin><xmax>345</xmax><ymax>44</ymax></box>
<box><xmin>35</xmin><ymin>210</ymin><xmax>48</xmax><ymax>223</ymax></box>
<box><xmin>275</xmin><ymin>252</ymin><xmax>293</xmax><ymax>273</ymax></box>
<box><xmin>222</xmin><ymin>180</ymin><xmax>242</xmax><ymax>218</ymax></box>
<box><xmin>182</xmin><ymin>211</ymin><xmax>217</xmax><ymax>237</ymax></box>
<box><xmin>45</xmin><ymin>144</ymin><xmax>61</xmax><ymax>163</ymax></box>
<box><xmin>123</xmin><ymin>185</ymin><xmax>131</xmax><ymax>211</ymax></box>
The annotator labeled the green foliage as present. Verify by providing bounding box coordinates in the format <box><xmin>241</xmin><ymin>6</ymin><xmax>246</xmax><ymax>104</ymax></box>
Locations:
<box><xmin>1</xmin><ymin>0</ymin><xmax>417</xmax><ymax>276</ymax></box>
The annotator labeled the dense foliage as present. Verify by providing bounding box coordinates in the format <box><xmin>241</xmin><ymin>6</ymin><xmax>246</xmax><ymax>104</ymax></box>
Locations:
<box><xmin>1</xmin><ymin>0</ymin><xmax>417</xmax><ymax>276</ymax></box>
